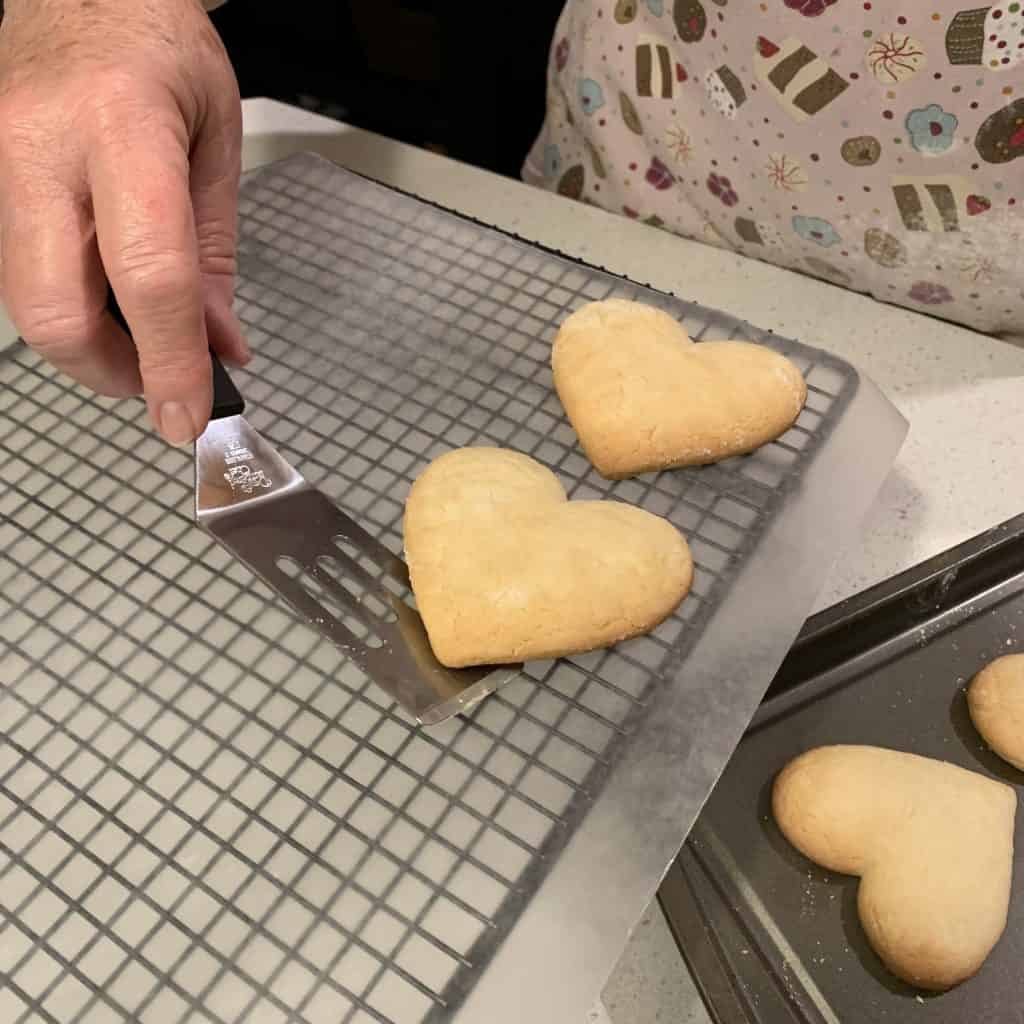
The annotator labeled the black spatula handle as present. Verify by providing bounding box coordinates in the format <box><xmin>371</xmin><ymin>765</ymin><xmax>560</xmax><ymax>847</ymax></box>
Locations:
<box><xmin>106</xmin><ymin>286</ymin><xmax>245</xmax><ymax>421</ymax></box>
<box><xmin>210</xmin><ymin>350</ymin><xmax>245</xmax><ymax>420</ymax></box>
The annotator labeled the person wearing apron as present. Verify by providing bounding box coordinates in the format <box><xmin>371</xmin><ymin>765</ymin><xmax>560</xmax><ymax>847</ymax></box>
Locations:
<box><xmin>524</xmin><ymin>0</ymin><xmax>1024</xmax><ymax>337</ymax></box>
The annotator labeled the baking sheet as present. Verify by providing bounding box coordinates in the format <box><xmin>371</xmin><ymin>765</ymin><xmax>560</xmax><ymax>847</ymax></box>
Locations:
<box><xmin>674</xmin><ymin>516</ymin><xmax>1024</xmax><ymax>1024</ymax></box>
<box><xmin>0</xmin><ymin>152</ymin><xmax>902</xmax><ymax>1024</ymax></box>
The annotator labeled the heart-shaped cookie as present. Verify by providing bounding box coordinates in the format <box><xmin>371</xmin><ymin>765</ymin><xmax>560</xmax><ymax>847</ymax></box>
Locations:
<box><xmin>404</xmin><ymin>448</ymin><xmax>693</xmax><ymax>668</ymax></box>
<box><xmin>553</xmin><ymin>299</ymin><xmax>808</xmax><ymax>479</ymax></box>
<box><xmin>969</xmin><ymin>654</ymin><xmax>1024</xmax><ymax>771</ymax></box>
<box><xmin>774</xmin><ymin>745</ymin><xmax>1016</xmax><ymax>990</ymax></box>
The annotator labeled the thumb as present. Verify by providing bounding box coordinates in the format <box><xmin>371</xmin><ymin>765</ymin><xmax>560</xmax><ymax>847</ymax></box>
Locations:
<box><xmin>91</xmin><ymin>109</ymin><xmax>212</xmax><ymax>446</ymax></box>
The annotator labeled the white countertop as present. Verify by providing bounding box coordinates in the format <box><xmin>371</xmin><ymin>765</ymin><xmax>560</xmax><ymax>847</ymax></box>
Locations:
<box><xmin>239</xmin><ymin>98</ymin><xmax>1024</xmax><ymax>615</ymax></box>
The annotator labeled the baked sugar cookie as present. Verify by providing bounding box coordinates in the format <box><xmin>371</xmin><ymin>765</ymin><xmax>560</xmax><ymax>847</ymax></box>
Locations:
<box><xmin>404</xmin><ymin>448</ymin><xmax>692</xmax><ymax>668</ymax></box>
<box><xmin>969</xmin><ymin>653</ymin><xmax>1024</xmax><ymax>770</ymax></box>
<box><xmin>552</xmin><ymin>299</ymin><xmax>807</xmax><ymax>479</ymax></box>
<box><xmin>774</xmin><ymin>745</ymin><xmax>1016</xmax><ymax>991</ymax></box>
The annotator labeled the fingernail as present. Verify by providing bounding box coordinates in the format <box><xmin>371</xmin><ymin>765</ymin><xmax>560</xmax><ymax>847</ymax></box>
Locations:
<box><xmin>158</xmin><ymin>401</ymin><xmax>200</xmax><ymax>446</ymax></box>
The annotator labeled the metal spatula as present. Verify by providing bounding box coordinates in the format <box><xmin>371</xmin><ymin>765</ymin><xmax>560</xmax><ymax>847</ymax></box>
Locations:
<box><xmin>195</xmin><ymin>354</ymin><xmax>519</xmax><ymax>725</ymax></box>
<box><xmin>107</xmin><ymin>295</ymin><xmax>517</xmax><ymax>725</ymax></box>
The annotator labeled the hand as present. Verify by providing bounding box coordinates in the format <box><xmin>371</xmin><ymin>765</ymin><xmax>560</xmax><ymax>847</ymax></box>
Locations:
<box><xmin>0</xmin><ymin>0</ymin><xmax>250</xmax><ymax>445</ymax></box>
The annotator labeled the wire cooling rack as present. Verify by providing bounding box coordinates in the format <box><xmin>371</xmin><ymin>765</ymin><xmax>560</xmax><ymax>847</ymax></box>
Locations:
<box><xmin>0</xmin><ymin>152</ymin><xmax>857</xmax><ymax>1024</ymax></box>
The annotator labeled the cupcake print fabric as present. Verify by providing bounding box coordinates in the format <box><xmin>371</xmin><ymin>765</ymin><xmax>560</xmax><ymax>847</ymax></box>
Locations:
<box><xmin>523</xmin><ymin>1</ymin><xmax>1024</xmax><ymax>334</ymax></box>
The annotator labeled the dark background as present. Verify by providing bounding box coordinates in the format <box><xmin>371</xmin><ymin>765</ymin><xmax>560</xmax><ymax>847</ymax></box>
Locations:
<box><xmin>210</xmin><ymin>0</ymin><xmax>566</xmax><ymax>180</ymax></box>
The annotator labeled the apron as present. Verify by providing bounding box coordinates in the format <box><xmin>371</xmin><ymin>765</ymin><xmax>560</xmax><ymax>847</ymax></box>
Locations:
<box><xmin>524</xmin><ymin>0</ymin><xmax>1024</xmax><ymax>336</ymax></box>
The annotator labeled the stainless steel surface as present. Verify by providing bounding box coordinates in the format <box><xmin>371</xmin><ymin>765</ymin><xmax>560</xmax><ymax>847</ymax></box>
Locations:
<box><xmin>195</xmin><ymin>414</ymin><xmax>515</xmax><ymax>726</ymax></box>
<box><xmin>196</xmin><ymin>414</ymin><xmax>306</xmax><ymax>520</ymax></box>
<box><xmin>0</xmin><ymin>151</ymin><xmax>906</xmax><ymax>1024</ymax></box>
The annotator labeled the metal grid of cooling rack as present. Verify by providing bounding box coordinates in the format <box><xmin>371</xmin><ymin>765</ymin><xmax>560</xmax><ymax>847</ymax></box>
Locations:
<box><xmin>0</xmin><ymin>152</ymin><xmax>856</xmax><ymax>1024</ymax></box>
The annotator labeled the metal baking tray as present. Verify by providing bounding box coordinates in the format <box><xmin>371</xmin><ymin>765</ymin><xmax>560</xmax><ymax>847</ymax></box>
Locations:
<box><xmin>0</xmin><ymin>152</ymin><xmax>903</xmax><ymax>1024</ymax></box>
<box><xmin>661</xmin><ymin>514</ymin><xmax>1024</xmax><ymax>1024</ymax></box>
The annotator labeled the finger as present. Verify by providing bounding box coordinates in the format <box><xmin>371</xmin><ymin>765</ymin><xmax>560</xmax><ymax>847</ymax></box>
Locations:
<box><xmin>191</xmin><ymin>70</ymin><xmax>249</xmax><ymax>367</ymax></box>
<box><xmin>89</xmin><ymin>106</ymin><xmax>212</xmax><ymax>445</ymax></box>
<box><xmin>1</xmin><ymin>183</ymin><xmax>142</xmax><ymax>397</ymax></box>
<box><xmin>204</xmin><ymin>295</ymin><xmax>248</xmax><ymax>370</ymax></box>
